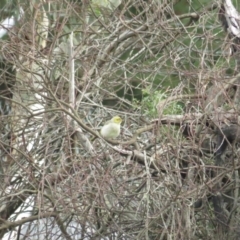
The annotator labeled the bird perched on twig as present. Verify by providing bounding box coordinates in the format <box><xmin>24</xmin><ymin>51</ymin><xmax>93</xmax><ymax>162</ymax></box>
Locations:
<box><xmin>100</xmin><ymin>116</ymin><xmax>122</xmax><ymax>139</ymax></box>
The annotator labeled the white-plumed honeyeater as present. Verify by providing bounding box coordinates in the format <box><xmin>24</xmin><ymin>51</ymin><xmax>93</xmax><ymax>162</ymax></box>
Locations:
<box><xmin>100</xmin><ymin>116</ymin><xmax>122</xmax><ymax>139</ymax></box>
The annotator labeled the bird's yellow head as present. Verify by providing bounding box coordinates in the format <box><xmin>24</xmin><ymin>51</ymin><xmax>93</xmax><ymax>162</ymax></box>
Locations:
<box><xmin>111</xmin><ymin>116</ymin><xmax>122</xmax><ymax>124</ymax></box>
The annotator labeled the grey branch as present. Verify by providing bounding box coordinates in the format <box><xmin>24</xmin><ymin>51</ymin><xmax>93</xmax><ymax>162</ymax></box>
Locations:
<box><xmin>219</xmin><ymin>0</ymin><xmax>240</xmax><ymax>53</ymax></box>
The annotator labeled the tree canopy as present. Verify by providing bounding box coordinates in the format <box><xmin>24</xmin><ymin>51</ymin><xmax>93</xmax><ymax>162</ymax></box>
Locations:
<box><xmin>1</xmin><ymin>0</ymin><xmax>240</xmax><ymax>239</ymax></box>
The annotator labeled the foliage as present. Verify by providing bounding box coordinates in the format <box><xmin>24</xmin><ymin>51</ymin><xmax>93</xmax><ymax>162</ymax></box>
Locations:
<box><xmin>135</xmin><ymin>87</ymin><xmax>183</xmax><ymax>117</ymax></box>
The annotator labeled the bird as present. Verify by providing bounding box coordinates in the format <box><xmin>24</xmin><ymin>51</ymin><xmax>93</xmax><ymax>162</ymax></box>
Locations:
<box><xmin>100</xmin><ymin>116</ymin><xmax>122</xmax><ymax>139</ymax></box>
